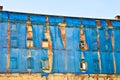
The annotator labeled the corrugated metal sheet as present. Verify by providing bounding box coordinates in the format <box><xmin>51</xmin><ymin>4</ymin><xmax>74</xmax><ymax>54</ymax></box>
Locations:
<box><xmin>0</xmin><ymin>11</ymin><xmax>120</xmax><ymax>78</ymax></box>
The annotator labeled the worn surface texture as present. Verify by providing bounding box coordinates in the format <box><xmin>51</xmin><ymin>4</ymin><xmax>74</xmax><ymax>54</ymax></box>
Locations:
<box><xmin>0</xmin><ymin>11</ymin><xmax>120</xmax><ymax>79</ymax></box>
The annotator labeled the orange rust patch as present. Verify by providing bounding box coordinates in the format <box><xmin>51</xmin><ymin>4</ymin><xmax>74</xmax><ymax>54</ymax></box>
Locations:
<box><xmin>80</xmin><ymin>28</ymin><xmax>88</xmax><ymax>50</ymax></box>
<box><xmin>59</xmin><ymin>23</ymin><xmax>66</xmax><ymax>49</ymax></box>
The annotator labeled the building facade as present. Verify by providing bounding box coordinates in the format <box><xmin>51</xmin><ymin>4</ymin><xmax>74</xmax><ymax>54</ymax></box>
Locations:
<box><xmin>0</xmin><ymin>11</ymin><xmax>120</xmax><ymax>80</ymax></box>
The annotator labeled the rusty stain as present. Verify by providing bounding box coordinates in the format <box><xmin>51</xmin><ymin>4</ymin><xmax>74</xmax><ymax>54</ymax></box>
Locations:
<box><xmin>58</xmin><ymin>22</ymin><xmax>66</xmax><ymax>49</ymax></box>
<box><xmin>2</xmin><ymin>13</ymin><xmax>120</xmax><ymax>80</ymax></box>
<box><xmin>27</xmin><ymin>32</ymin><xmax>33</xmax><ymax>39</ymax></box>
<box><xmin>26</xmin><ymin>16</ymin><xmax>34</xmax><ymax>48</ymax></box>
<box><xmin>6</xmin><ymin>21</ymin><xmax>10</xmax><ymax>72</ymax></box>
<box><xmin>96</xmin><ymin>20</ymin><xmax>102</xmax><ymax>73</ymax></box>
<box><xmin>107</xmin><ymin>20</ymin><xmax>112</xmax><ymax>28</ymax></box>
<box><xmin>80</xmin><ymin>28</ymin><xmax>88</xmax><ymax>50</ymax></box>
<box><xmin>26</xmin><ymin>17</ymin><xmax>33</xmax><ymax>73</ymax></box>
<box><xmin>81</xmin><ymin>76</ymin><xmax>85</xmax><ymax>80</ymax></box>
<box><xmin>42</xmin><ymin>16</ymin><xmax>53</xmax><ymax>73</ymax></box>
<box><xmin>96</xmin><ymin>20</ymin><xmax>101</xmax><ymax>28</ymax></box>
<box><xmin>110</xmin><ymin>21</ymin><xmax>117</xmax><ymax>74</ymax></box>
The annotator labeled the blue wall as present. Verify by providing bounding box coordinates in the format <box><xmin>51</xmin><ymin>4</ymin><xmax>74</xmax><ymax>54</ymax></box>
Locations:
<box><xmin>0</xmin><ymin>11</ymin><xmax>120</xmax><ymax>75</ymax></box>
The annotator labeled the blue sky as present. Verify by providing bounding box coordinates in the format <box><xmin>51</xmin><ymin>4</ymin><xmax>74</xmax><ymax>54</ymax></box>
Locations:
<box><xmin>1</xmin><ymin>0</ymin><xmax>120</xmax><ymax>19</ymax></box>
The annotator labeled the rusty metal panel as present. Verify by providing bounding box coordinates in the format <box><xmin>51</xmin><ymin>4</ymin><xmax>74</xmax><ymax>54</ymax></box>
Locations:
<box><xmin>17</xmin><ymin>23</ymin><xmax>26</xmax><ymax>48</ymax></box>
<box><xmin>67</xmin><ymin>50</ymin><xmax>75</xmax><ymax>73</ymax></box>
<box><xmin>81</xmin><ymin>19</ymin><xmax>96</xmax><ymax>27</ymax></box>
<box><xmin>41</xmin><ymin>49</ymin><xmax>48</xmax><ymax>61</ymax></box>
<box><xmin>9</xmin><ymin>13</ymin><xmax>27</xmax><ymax>21</ymax></box>
<box><xmin>114</xmin><ymin>30</ymin><xmax>120</xmax><ymax>51</ymax></box>
<box><xmin>84</xmin><ymin>28</ymin><xmax>98</xmax><ymax>51</ymax></box>
<box><xmin>91</xmin><ymin>52</ymin><xmax>100</xmax><ymax>73</ymax></box>
<box><xmin>10</xmin><ymin>49</ymin><xmax>19</xmax><ymax>72</ymax></box>
<box><xmin>32</xmin><ymin>25</ymin><xmax>44</xmax><ymax>48</ymax></box>
<box><xmin>65</xmin><ymin>18</ymin><xmax>80</xmax><ymax>27</ymax></box>
<box><xmin>48</xmin><ymin>16</ymin><xmax>64</xmax><ymax>25</ymax></box>
<box><xmin>114</xmin><ymin>52</ymin><xmax>120</xmax><ymax>74</ymax></box>
<box><xmin>52</xmin><ymin>50</ymin><xmax>59</xmax><ymax>73</ymax></box>
<box><xmin>0</xmin><ymin>48</ymin><xmax>7</xmax><ymax>72</ymax></box>
<box><xmin>53</xmin><ymin>50</ymin><xmax>66</xmax><ymax>73</ymax></box>
<box><xmin>0</xmin><ymin>22</ymin><xmax>8</xmax><ymax>48</ymax></box>
<box><xmin>74</xmin><ymin>51</ymin><xmax>81</xmax><ymax>75</ymax></box>
<box><xmin>111</xmin><ymin>20</ymin><xmax>120</xmax><ymax>28</ymax></box>
<box><xmin>83</xmin><ymin>52</ymin><xmax>100</xmax><ymax>74</ymax></box>
<box><xmin>9</xmin><ymin>49</ymin><xmax>28</xmax><ymax>72</ymax></box>
<box><xmin>30</xmin><ymin>49</ymin><xmax>42</xmax><ymax>73</ymax></box>
<box><xmin>73</xmin><ymin>28</ymin><xmax>80</xmax><ymax>50</ymax></box>
<box><xmin>9</xmin><ymin>49</ymin><xmax>44</xmax><ymax>73</ymax></box>
<box><xmin>100</xmin><ymin>52</ymin><xmax>114</xmax><ymax>74</ymax></box>
<box><xmin>55</xmin><ymin>26</ymin><xmax>64</xmax><ymax>49</ymax></box>
<box><xmin>49</xmin><ymin>26</ymin><xmax>56</xmax><ymax>49</ymax></box>
<box><xmin>66</xmin><ymin>28</ymin><xmax>74</xmax><ymax>50</ymax></box>
<box><xmin>0</xmin><ymin>11</ymin><xmax>8</xmax><ymax>20</ymax></box>
<box><xmin>1</xmin><ymin>11</ymin><xmax>120</xmax><ymax>79</ymax></box>
<box><xmin>30</xmin><ymin>15</ymin><xmax>46</xmax><ymax>24</ymax></box>
<box><xmin>99</xmin><ymin>29</ymin><xmax>113</xmax><ymax>51</ymax></box>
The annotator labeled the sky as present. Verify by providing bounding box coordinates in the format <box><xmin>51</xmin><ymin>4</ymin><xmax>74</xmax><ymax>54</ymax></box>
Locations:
<box><xmin>1</xmin><ymin>0</ymin><xmax>120</xmax><ymax>19</ymax></box>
